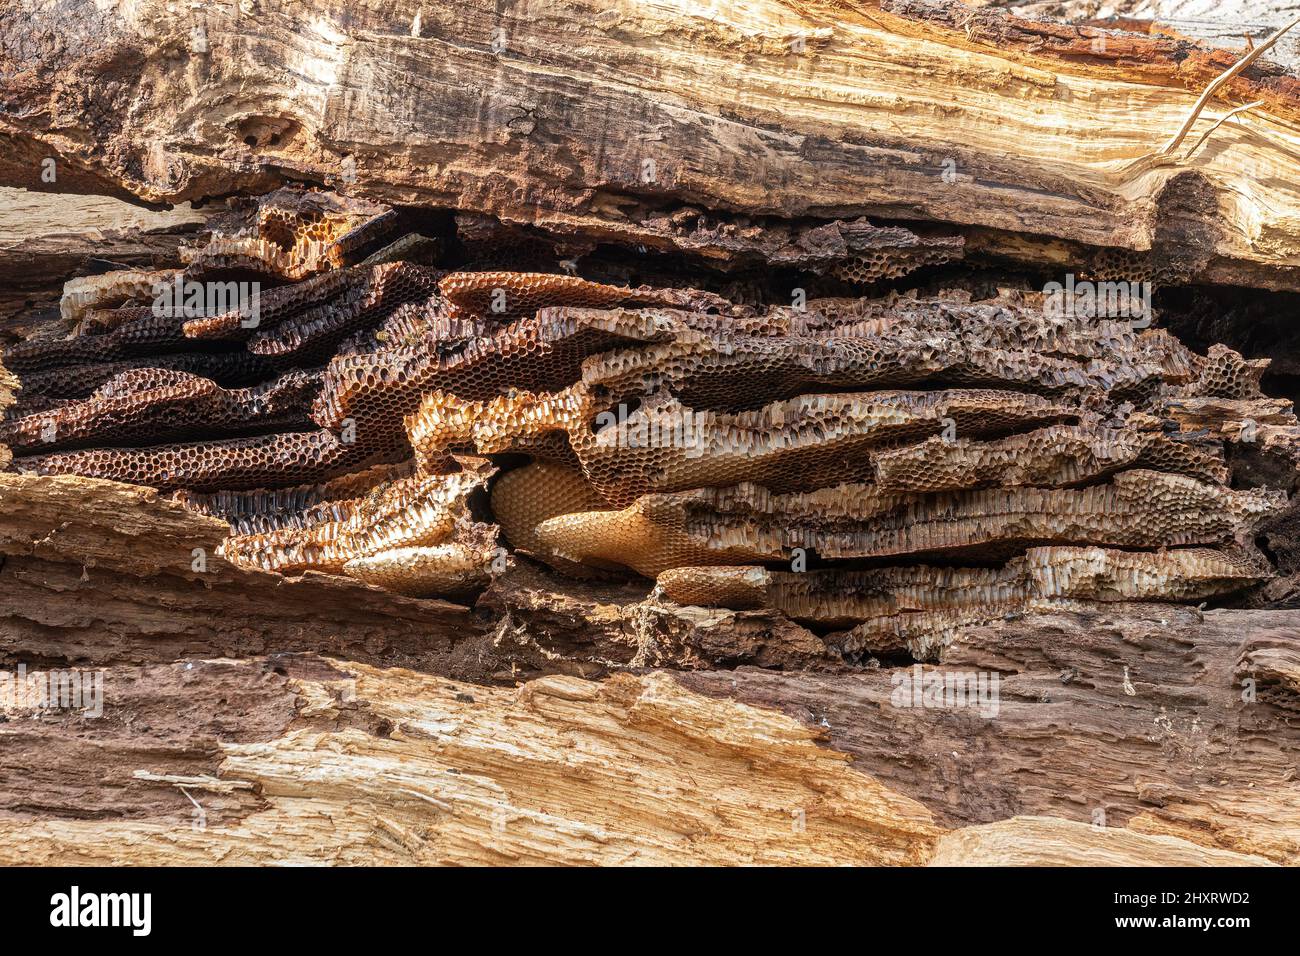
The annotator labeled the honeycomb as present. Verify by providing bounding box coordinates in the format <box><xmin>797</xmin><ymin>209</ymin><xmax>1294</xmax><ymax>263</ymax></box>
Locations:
<box><xmin>244</xmin><ymin>262</ymin><xmax>441</xmax><ymax>361</ymax></box>
<box><xmin>3</xmin><ymin>186</ymin><xmax>1295</xmax><ymax>619</ymax></box>
<box><xmin>657</xmin><ymin>546</ymin><xmax>1266</xmax><ymax>622</ymax></box>
<box><xmin>1189</xmin><ymin>343</ymin><xmax>1270</xmax><ymax>400</ymax></box>
<box><xmin>79</xmin><ymin>306</ymin><xmax>160</xmax><ymax>336</ymax></box>
<box><xmin>564</xmin><ymin>296</ymin><xmax>1205</xmax><ymax>415</ymax></box>
<box><xmin>219</xmin><ymin>469</ymin><xmax>490</xmax><ymax>575</ymax></box>
<box><xmin>657</xmin><ymin>546</ymin><xmax>1267</xmax><ymax>656</ymax></box>
<box><xmin>407</xmin><ymin>385</ymin><xmax>1079</xmax><ymax>506</ymax></box>
<box><xmin>843</xmin><ymin>542</ymin><xmax>1270</xmax><ymax>658</ymax></box>
<box><xmin>17</xmin><ymin>428</ymin><xmax>361</xmax><ymax>491</ymax></box>
<box><xmin>533</xmin><ymin>492</ymin><xmax>761</xmax><ymax>576</ymax></box>
<box><xmin>182</xmin><ymin>188</ymin><xmax>398</xmax><ymax>282</ymax></box>
<box><xmin>525</xmin><ymin>471</ymin><xmax>1283</xmax><ymax>577</ymax></box>
<box><xmin>830</xmin><ymin>246</ymin><xmax>958</xmax><ymax>284</ymax></box>
<box><xmin>344</xmin><ymin>542</ymin><xmax>495</xmax><ymax>598</ymax></box>
<box><xmin>5</xmin><ymin>310</ymin><xmax>202</xmax><ymax>374</ymax></box>
<box><xmin>175</xmin><ymin>461</ymin><xmax>417</xmax><ymax>535</ymax></box>
<box><xmin>11</xmin><ymin>352</ymin><xmax>281</xmax><ymax>404</ymax></box>
<box><xmin>0</xmin><ymin>368</ymin><xmax>318</xmax><ymax>452</ymax></box>
<box><xmin>438</xmin><ymin>271</ymin><xmax>742</xmax><ymax>321</ymax></box>
<box><xmin>1081</xmin><ymin>248</ymin><xmax>1157</xmax><ymax>285</ymax></box>
<box><xmin>180</xmin><ymin>268</ymin><xmax>360</xmax><ymax>340</ymax></box>
<box><xmin>490</xmin><ymin>460</ymin><xmax>609</xmax><ymax>556</ymax></box>
<box><xmin>59</xmin><ymin>271</ymin><xmax>178</xmax><ymax>324</ymax></box>
<box><xmin>307</xmin><ymin>303</ymin><xmax>695</xmax><ymax>476</ymax></box>
<box><xmin>871</xmin><ymin>423</ymin><xmax>1228</xmax><ymax>492</ymax></box>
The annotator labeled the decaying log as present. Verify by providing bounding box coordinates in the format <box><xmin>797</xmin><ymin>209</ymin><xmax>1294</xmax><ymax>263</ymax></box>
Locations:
<box><xmin>999</xmin><ymin>1</ymin><xmax>1300</xmax><ymax>72</ymax></box>
<box><xmin>0</xmin><ymin>658</ymin><xmax>1278</xmax><ymax>865</ymax></box>
<box><xmin>6</xmin><ymin>0</ymin><xmax>1300</xmax><ymax>288</ymax></box>
<box><xmin>4</xmin><ymin>2</ymin><xmax>1300</xmax><ymax>870</ymax></box>
<box><xmin>8</xmin><ymin>186</ymin><xmax>1291</xmax><ymax>628</ymax></box>
<box><xmin>683</xmin><ymin>607</ymin><xmax>1300</xmax><ymax>864</ymax></box>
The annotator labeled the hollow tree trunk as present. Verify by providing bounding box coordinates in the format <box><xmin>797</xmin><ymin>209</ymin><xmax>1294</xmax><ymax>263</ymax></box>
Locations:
<box><xmin>2</xmin><ymin>1</ymin><xmax>1300</xmax><ymax>867</ymax></box>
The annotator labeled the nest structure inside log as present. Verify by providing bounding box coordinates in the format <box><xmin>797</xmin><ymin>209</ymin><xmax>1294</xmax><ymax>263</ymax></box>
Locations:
<box><xmin>4</xmin><ymin>186</ymin><xmax>1298</xmax><ymax>659</ymax></box>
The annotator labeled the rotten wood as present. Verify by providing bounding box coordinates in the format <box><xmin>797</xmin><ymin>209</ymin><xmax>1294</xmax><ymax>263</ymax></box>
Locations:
<box><xmin>681</xmin><ymin>605</ymin><xmax>1300</xmax><ymax>863</ymax></box>
<box><xmin>5</xmin><ymin>1</ymin><xmax>1300</xmax><ymax>288</ymax></box>
<box><xmin>0</xmin><ymin>656</ymin><xmax>1276</xmax><ymax>865</ymax></box>
<box><xmin>2</xmin><ymin>0</ymin><xmax>1300</xmax><ymax>869</ymax></box>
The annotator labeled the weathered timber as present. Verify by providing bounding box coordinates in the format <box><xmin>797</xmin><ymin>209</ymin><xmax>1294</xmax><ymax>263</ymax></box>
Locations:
<box><xmin>5</xmin><ymin>1</ymin><xmax>1300</xmax><ymax>287</ymax></box>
